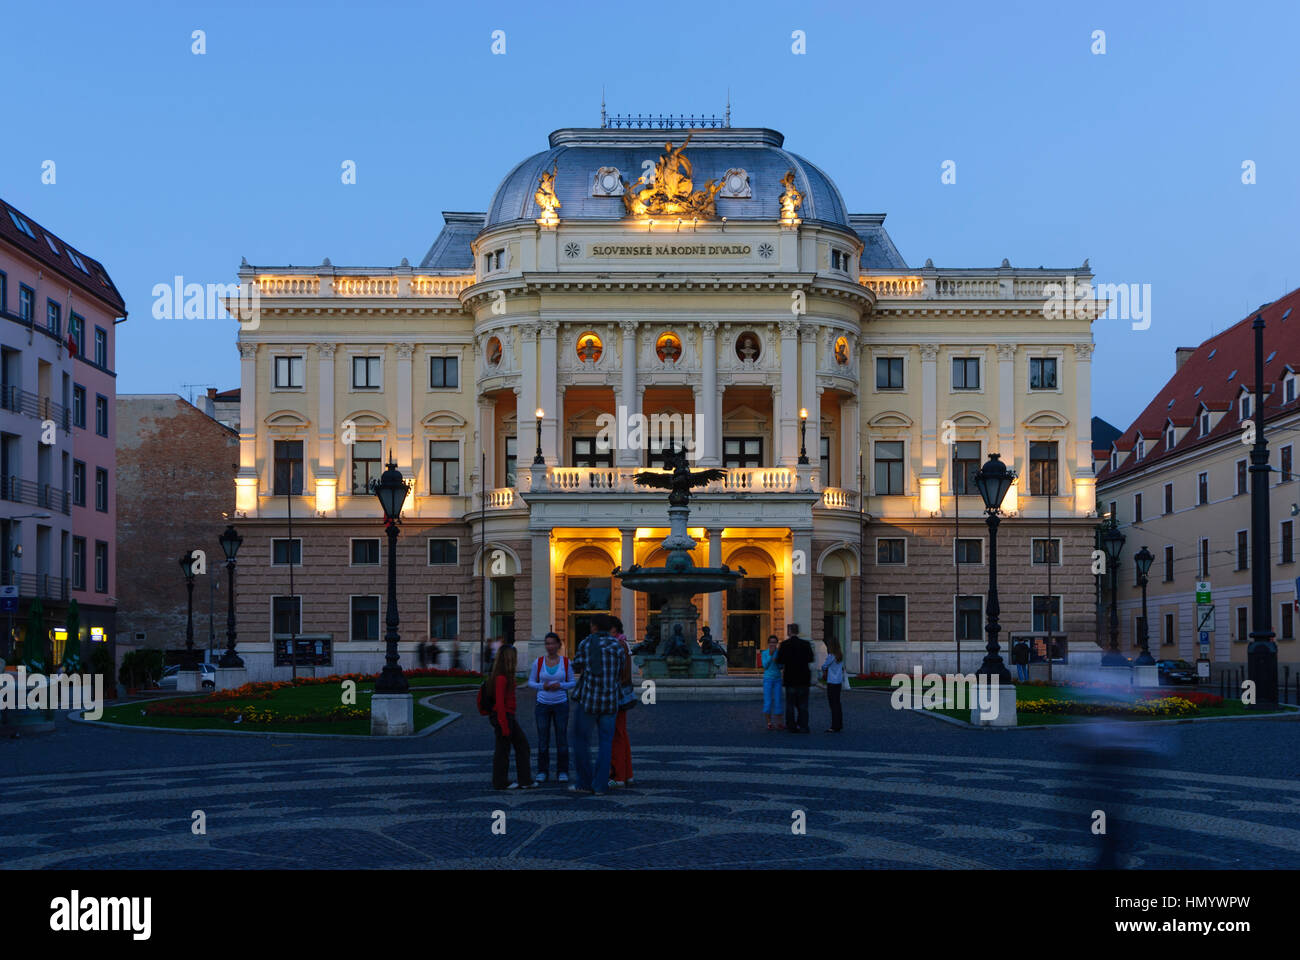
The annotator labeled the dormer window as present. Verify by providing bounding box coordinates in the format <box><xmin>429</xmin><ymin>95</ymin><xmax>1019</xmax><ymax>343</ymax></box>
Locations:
<box><xmin>1165</xmin><ymin>425</ymin><xmax>1176</xmax><ymax>450</ymax></box>
<box><xmin>1200</xmin><ymin>408</ymin><xmax>1211</xmax><ymax>436</ymax></box>
<box><xmin>1110</xmin><ymin>449</ymin><xmax>1118</xmax><ymax>471</ymax></box>
<box><xmin>1135</xmin><ymin>436</ymin><xmax>1145</xmax><ymax>460</ymax></box>
<box><xmin>1240</xmin><ymin>391</ymin><xmax>1252</xmax><ymax>420</ymax></box>
<box><xmin>1285</xmin><ymin>373</ymin><xmax>1296</xmax><ymax>404</ymax></box>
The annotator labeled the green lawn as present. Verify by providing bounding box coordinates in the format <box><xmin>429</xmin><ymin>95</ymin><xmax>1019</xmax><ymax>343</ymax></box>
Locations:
<box><xmin>97</xmin><ymin>682</ymin><xmax>459</xmax><ymax>736</ymax></box>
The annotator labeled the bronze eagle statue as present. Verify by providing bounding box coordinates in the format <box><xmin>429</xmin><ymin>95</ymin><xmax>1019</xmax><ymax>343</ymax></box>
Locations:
<box><xmin>634</xmin><ymin>444</ymin><xmax>725</xmax><ymax>506</ymax></box>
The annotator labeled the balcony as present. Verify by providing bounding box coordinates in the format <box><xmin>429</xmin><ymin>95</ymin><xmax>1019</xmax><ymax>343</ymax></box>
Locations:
<box><xmin>0</xmin><ymin>386</ymin><xmax>70</xmax><ymax>431</ymax></box>
<box><xmin>861</xmin><ymin>268</ymin><xmax>1097</xmax><ymax>303</ymax></box>
<box><xmin>0</xmin><ymin>477</ymin><xmax>71</xmax><ymax>514</ymax></box>
<box><xmin>819</xmin><ymin>487</ymin><xmax>859</xmax><ymax>511</ymax></box>
<box><xmin>12</xmin><ymin>573</ymin><xmax>70</xmax><ymax>602</ymax></box>
<box><xmin>482</xmin><ymin>465</ymin><xmax>821</xmax><ymax>508</ymax></box>
<box><xmin>249</xmin><ymin>272</ymin><xmax>475</xmax><ymax>300</ymax></box>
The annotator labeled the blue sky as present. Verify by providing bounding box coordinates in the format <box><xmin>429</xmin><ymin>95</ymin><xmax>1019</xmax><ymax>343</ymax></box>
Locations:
<box><xmin>3</xmin><ymin>0</ymin><xmax>1297</xmax><ymax>428</ymax></box>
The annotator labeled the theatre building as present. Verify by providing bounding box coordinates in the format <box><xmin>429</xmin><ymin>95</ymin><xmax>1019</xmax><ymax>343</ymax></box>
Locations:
<box><xmin>229</xmin><ymin>121</ymin><xmax>1100</xmax><ymax>678</ymax></box>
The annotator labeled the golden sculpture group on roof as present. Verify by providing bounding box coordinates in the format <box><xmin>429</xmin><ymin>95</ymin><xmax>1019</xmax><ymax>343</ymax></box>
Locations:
<box><xmin>621</xmin><ymin>135</ymin><xmax>724</xmax><ymax>220</ymax></box>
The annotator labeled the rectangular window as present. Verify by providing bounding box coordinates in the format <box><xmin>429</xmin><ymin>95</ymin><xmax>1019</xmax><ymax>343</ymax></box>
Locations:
<box><xmin>1281</xmin><ymin>603</ymin><xmax>1295</xmax><ymax>641</ymax></box>
<box><xmin>94</xmin><ymin>467</ymin><xmax>108</xmax><ymax>512</ymax></box>
<box><xmin>951</xmin><ymin>357</ymin><xmax>980</xmax><ymax>390</ymax></box>
<box><xmin>428</xmin><ymin>440</ymin><xmax>461</xmax><ymax>494</ymax></box>
<box><xmin>1163</xmin><ymin>545</ymin><xmax>1174</xmax><ymax>582</ymax></box>
<box><xmin>46</xmin><ymin>300</ymin><xmax>61</xmax><ymax>336</ymax></box>
<box><xmin>271</xmin><ymin>538</ymin><xmax>302</xmax><ymax>566</ymax></box>
<box><xmin>572</xmin><ymin>436</ymin><xmax>613</xmax><ymax>468</ymax></box>
<box><xmin>351</xmin><ymin>538</ymin><xmax>380</xmax><ymax>565</ymax></box>
<box><xmin>504</xmin><ymin>436</ymin><xmax>517</xmax><ymax>487</ymax></box>
<box><xmin>94</xmin><ymin>395</ymin><xmax>108</xmax><ymax>436</ymax></box>
<box><xmin>93</xmin><ymin>327</ymin><xmax>107</xmax><ymax>367</ymax></box>
<box><xmin>1236</xmin><ymin>530</ymin><xmax>1248</xmax><ymax>571</ymax></box>
<box><xmin>350</xmin><ymin>596</ymin><xmax>380</xmax><ymax>642</ymax></box>
<box><xmin>874</xmin><ymin>441</ymin><xmax>904</xmax><ymax>495</ymax></box>
<box><xmin>1031</xmin><ymin>538</ymin><xmax>1061</xmax><ymax>565</ymax></box>
<box><xmin>951</xmin><ymin>440</ymin><xmax>980</xmax><ymax>495</ymax></box>
<box><xmin>429</xmin><ymin>595</ymin><xmax>458</xmax><ymax>640</ymax></box>
<box><xmin>18</xmin><ymin>285</ymin><xmax>34</xmax><ymax>323</ymax></box>
<box><xmin>1199</xmin><ymin>538</ymin><xmax>1210</xmax><ymax>579</ymax></box>
<box><xmin>1028</xmin><ymin>441</ymin><xmax>1058</xmax><ymax>496</ymax></box>
<box><xmin>273</xmin><ymin>440</ymin><xmax>304</xmax><ymax>496</ymax></box>
<box><xmin>94</xmin><ymin>541</ymin><xmax>108</xmax><ymax>593</ymax></box>
<box><xmin>71</xmin><ymin>537</ymin><xmax>85</xmax><ymax>591</ymax></box>
<box><xmin>72</xmin><ymin>460</ymin><xmax>85</xmax><ymax>507</ymax></box>
<box><xmin>1282</xmin><ymin>520</ymin><xmax>1294</xmax><ymax>565</ymax></box>
<box><xmin>429</xmin><ymin>355</ymin><xmax>459</xmax><ymax>389</ymax></box>
<box><xmin>69</xmin><ymin>313</ymin><xmax>85</xmax><ymax>356</ymax></box>
<box><xmin>877</xmin><ymin>596</ymin><xmax>906</xmax><ymax>642</ymax></box>
<box><xmin>272</xmin><ymin>596</ymin><xmax>302</xmax><ymax>635</ymax></box>
<box><xmin>876</xmin><ymin>538</ymin><xmax>905</xmax><ymax>565</ymax></box>
<box><xmin>1236</xmin><ymin>606</ymin><xmax>1248</xmax><ymax>643</ymax></box>
<box><xmin>0</xmin><ymin>271</ymin><xmax>6</xmax><ymax>313</ymax></box>
<box><xmin>1109</xmin><ymin>500</ymin><xmax>1118</xmax><ymax>522</ymax></box>
<box><xmin>72</xmin><ymin>385</ymin><xmax>85</xmax><ymax>428</ymax></box>
<box><xmin>1282</xmin><ymin>445</ymin><xmax>1293</xmax><ymax>483</ymax></box>
<box><xmin>956</xmin><ymin>595</ymin><xmax>983</xmax><ymax>641</ymax></box>
<box><xmin>819</xmin><ymin>436</ymin><xmax>831</xmax><ymax>488</ymax></box>
<box><xmin>955</xmin><ymin>538</ymin><xmax>982</xmax><ymax>564</ymax></box>
<box><xmin>428</xmin><ymin>538</ymin><xmax>458</xmax><ymax>565</ymax></box>
<box><xmin>722</xmin><ymin>437</ymin><xmax>762</xmax><ymax>468</ymax></box>
<box><xmin>273</xmin><ymin>355</ymin><xmax>304</xmax><ymax>389</ymax></box>
<box><xmin>1032</xmin><ymin>595</ymin><xmax>1061</xmax><ymax>632</ymax></box>
<box><xmin>1198</xmin><ymin>471</ymin><xmax>1209</xmax><ymax>505</ymax></box>
<box><xmin>351</xmin><ymin>440</ymin><xmax>382</xmax><ymax>494</ymax></box>
<box><xmin>1164</xmin><ymin>613</ymin><xmax>1176</xmax><ymax>646</ymax></box>
<box><xmin>1029</xmin><ymin>356</ymin><xmax>1058</xmax><ymax>389</ymax></box>
<box><xmin>1236</xmin><ymin>459</ymin><xmax>1248</xmax><ymax>495</ymax></box>
<box><xmin>352</xmin><ymin>355</ymin><xmax>381</xmax><ymax>389</ymax></box>
<box><xmin>875</xmin><ymin>356</ymin><xmax>903</xmax><ymax>390</ymax></box>
<box><xmin>1133</xmin><ymin>492</ymin><xmax>1143</xmax><ymax>523</ymax></box>
<box><xmin>1163</xmin><ymin>483</ymin><xmax>1173</xmax><ymax>515</ymax></box>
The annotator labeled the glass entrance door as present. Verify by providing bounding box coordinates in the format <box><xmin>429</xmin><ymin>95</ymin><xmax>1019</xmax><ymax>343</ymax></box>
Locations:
<box><xmin>725</xmin><ymin>576</ymin><xmax>769</xmax><ymax>669</ymax></box>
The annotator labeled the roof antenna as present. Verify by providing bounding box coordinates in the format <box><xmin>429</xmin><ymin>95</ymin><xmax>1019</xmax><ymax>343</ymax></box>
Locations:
<box><xmin>601</xmin><ymin>85</ymin><xmax>606</xmax><ymax>128</ymax></box>
<box><xmin>725</xmin><ymin>88</ymin><xmax>731</xmax><ymax>128</ymax></box>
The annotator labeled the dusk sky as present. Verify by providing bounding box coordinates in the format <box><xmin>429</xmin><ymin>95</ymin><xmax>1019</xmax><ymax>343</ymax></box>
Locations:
<box><xmin>3</xmin><ymin>0</ymin><xmax>1296</xmax><ymax>428</ymax></box>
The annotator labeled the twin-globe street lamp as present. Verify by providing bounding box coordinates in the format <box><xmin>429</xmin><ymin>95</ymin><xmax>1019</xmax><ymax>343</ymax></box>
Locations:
<box><xmin>1099</xmin><ymin>519</ymin><xmax>1126</xmax><ymax>665</ymax></box>
<box><xmin>972</xmin><ymin>453</ymin><xmax>1016</xmax><ymax>682</ymax></box>
<box><xmin>372</xmin><ymin>458</ymin><xmax>410</xmax><ymax>695</ymax></box>
<box><xmin>1134</xmin><ymin>545</ymin><xmax>1155</xmax><ymax>666</ymax></box>
<box><xmin>218</xmin><ymin>525</ymin><xmax>244</xmax><ymax>668</ymax></box>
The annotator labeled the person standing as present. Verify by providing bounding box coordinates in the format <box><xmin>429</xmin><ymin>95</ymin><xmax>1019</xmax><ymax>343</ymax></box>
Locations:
<box><xmin>487</xmin><ymin>646</ymin><xmax>536</xmax><ymax>790</ymax></box>
<box><xmin>528</xmin><ymin>632</ymin><xmax>575</xmax><ymax>783</ymax></box>
<box><xmin>821</xmin><ymin>636</ymin><xmax>845</xmax><ymax>732</ymax></box>
<box><xmin>1012</xmin><ymin>638</ymin><xmax>1030</xmax><ymax>683</ymax></box>
<box><xmin>609</xmin><ymin>618</ymin><xmax>635</xmax><ymax>787</ymax></box>
<box><xmin>761</xmin><ymin>635</ymin><xmax>784</xmax><ymax>730</ymax></box>
<box><xmin>776</xmin><ymin>623</ymin><xmax>814</xmax><ymax>733</ymax></box>
<box><xmin>569</xmin><ymin>613</ymin><xmax>625</xmax><ymax>796</ymax></box>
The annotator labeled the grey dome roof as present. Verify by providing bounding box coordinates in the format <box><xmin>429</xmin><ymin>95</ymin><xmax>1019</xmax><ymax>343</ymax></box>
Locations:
<box><xmin>484</xmin><ymin>127</ymin><xmax>850</xmax><ymax>229</ymax></box>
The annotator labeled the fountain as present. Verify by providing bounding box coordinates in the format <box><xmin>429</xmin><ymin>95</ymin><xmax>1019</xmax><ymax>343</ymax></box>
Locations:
<box><xmin>614</xmin><ymin>447</ymin><xmax>743</xmax><ymax>678</ymax></box>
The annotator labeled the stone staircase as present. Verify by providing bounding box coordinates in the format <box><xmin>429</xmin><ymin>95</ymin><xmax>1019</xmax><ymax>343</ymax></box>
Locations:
<box><xmin>643</xmin><ymin>675</ymin><xmax>766</xmax><ymax>700</ymax></box>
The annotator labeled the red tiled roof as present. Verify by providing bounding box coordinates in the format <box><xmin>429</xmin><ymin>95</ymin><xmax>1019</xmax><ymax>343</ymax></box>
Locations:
<box><xmin>1098</xmin><ymin>286</ymin><xmax>1300</xmax><ymax>483</ymax></box>
<box><xmin>0</xmin><ymin>197</ymin><xmax>127</xmax><ymax>315</ymax></box>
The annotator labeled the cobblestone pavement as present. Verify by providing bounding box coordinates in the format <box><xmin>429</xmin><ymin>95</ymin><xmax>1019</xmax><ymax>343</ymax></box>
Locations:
<box><xmin>1</xmin><ymin>690</ymin><xmax>1297</xmax><ymax>869</ymax></box>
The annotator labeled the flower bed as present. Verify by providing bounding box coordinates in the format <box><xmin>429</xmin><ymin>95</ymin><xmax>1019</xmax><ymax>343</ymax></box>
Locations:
<box><xmin>1019</xmin><ymin>696</ymin><xmax>1201</xmax><ymax>718</ymax></box>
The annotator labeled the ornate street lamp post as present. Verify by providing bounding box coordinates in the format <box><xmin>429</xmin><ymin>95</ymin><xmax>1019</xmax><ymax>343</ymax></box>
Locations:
<box><xmin>178</xmin><ymin>551</ymin><xmax>198</xmax><ymax>671</ymax></box>
<box><xmin>372</xmin><ymin>459</ymin><xmax>410</xmax><ymax>694</ymax></box>
<box><xmin>533</xmin><ymin>408</ymin><xmax>545</xmax><ymax>465</ymax></box>
<box><xmin>1247</xmin><ymin>314</ymin><xmax>1279</xmax><ymax>706</ymax></box>
<box><xmin>1134</xmin><ymin>545</ymin><xmax>1154</xmax><ymax>666</ymax></box>
<box><xmin>972</xmin><ymin>453</ymin><xmax>1016</xmax><ymax>682</ymax></box>
<box><xmin>218</xmin><ymin>525</ymin><xmax>244</xmax><ymax>668</ymax></box>
<box><xmin>798</xmin><ymin>408</ymin><xmax>810</xmax><ymax>465</ymax></box>
<box><xmin>1100</xmin><ymin>520</ymin><xmax>1126</xmax><ymax>665</ymax></box>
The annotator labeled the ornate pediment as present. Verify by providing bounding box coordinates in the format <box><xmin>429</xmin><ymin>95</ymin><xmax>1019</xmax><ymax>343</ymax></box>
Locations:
<box><xmin>868</xmin><ymin>410</ymin><xmax>912</xmax><ymax>429</ymax></box>
<box><xmin>1023</xmin><ymin>410</ymin><xmax>1069</xmax><ymax>429</ymax></box>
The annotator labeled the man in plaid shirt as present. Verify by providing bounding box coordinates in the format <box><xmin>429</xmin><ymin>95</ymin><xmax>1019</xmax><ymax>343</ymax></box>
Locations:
<box><xmin>570</xmin><ymin>613</ymin><xmax>627</xmax><ymax>795</ymax></box>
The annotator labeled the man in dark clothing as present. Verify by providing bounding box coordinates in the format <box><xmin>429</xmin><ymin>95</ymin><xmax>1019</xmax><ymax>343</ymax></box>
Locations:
<box><xmin>1012</xmin><ymin>638</ymin><xmax>1030</xmax><ymax>683</ymax></box>
<box><xmin>776</xmin><ymin>623</ymin><xmax>814</xmax><ymax>733</ymax></box>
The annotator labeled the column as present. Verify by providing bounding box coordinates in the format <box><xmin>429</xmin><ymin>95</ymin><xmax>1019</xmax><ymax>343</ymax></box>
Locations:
<box><xmin>706</xmin><ymin>528</ymin><xmax>724</xmax><ymax>635</ymax></box>
<box><xmin>531</xmin><ymin>531</ymin><xmax>552</xmax><ymax>642</ymax></box>
<box><xmin>235</xmin><ymin>341</ymin><xmax>258</xmax><ymax>514</ymax></box>
<box><xmin>1072</xmin><ymin>342</ymin><xmax>1096</xmax><ymax>513</ymax></box>
<box><xmin>840</xmin><ymin>397</ymin><xmax>859</xmax><ymax>491</ymax></box>
<box><xmin>800</xmin><ymin>325</ymin><xmax>819</xmax><ymax>473</ymax></box>
<box><xmin>789</xmin><ymin>529</ymin><xmax>813</xmax><ymax>637</ymax></box>
<box><xmin>778</xmin><ymin>319</ymin><xmax>800</xmax><ymax>465</ymax></box>
<box><xmin>620</xmin><ymin>527</ymin><xmax>636</xmax><ymax>634</ymax></box>
<box><xmin>919</xmin><ymin>343</ymin><xmax>939</xmax><ymax>473</ymax></box>
<box><xmin>538</xmin><ymin>320</ymin><xmax>559</xmax><ymax>464</ymax></box>
<box><xmin>699</xmin><ymin>321</ymin><xmax>720</xmax><ymax>465</ymax></box>
<box><xmin>477</xmin><ymin>397</ymin><xmax>495</xmax><ymax>500</ymax></box>
<box><xmin>996</xmin><ymin>343</ymin><xmax>1018</xmax><ymax>512</ymax></box>
<box><xmin>315</xmin><ymin>343</ymin><xmax>337</xmax><ymax>513</ymax></box>
<box><xmin>617</xmin><ymin>321</ymin><xmax>639</xmax><ymax>467</ymax></box>
<box><xmin>519</xmin><ymin>324</ymin><xmax>538</xmax><ymax>461</ymax></box>
<box><xmin>395</xmin><ymin>342</ymin><xmax>414</xmax><ymax>475</ymax></box>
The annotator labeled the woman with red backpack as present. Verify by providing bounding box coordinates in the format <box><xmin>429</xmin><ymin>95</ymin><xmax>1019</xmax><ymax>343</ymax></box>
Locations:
<box><xmin>527</xmin><ymin>631</ymin><xmax>576</xmax><ymax>783</ymax></box>
<box><xmin>481</xmin><ymin>645</ymin><xmax>536</xmax><ymax>790</ymax></box>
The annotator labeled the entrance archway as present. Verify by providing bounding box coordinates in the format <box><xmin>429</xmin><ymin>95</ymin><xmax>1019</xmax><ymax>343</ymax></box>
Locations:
<box><xmin>561</xmin><ymin>546</ymin><xmax>616</xmax><ymax>652</ymax></box>
<box><xmin>723</xmin><ymin>546</ymin><xmax>777</xmax><ymax>670</ymax></box>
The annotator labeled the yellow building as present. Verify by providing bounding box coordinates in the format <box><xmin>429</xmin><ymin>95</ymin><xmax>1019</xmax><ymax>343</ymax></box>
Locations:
<box><xmin>230</xmin><ymin>123</ymin><xmax>1100</xmax><ymax>678</ymax></box>
<box><xmin>1097</xmin><ymin>289</ymin><xmax>1300</xmax><ymax>669</ymax></box>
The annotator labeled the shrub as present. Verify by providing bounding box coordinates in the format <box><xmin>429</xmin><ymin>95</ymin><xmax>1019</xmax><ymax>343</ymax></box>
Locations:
<box><xmin>89</xmin><ymin>645</ymin><xmax>113</xmax><ymax>680</ymax></box>
<box><xmin>118</xmin><ymin>649</ymin><xmax>164</xmax><ymax>689</ymax></box>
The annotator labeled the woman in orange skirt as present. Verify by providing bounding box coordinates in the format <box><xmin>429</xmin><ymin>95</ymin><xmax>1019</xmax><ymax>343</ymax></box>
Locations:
<box><xmin>609</xmin><ymin>619</ymin><xmax>634</xmax><ymax>787</ymax></box>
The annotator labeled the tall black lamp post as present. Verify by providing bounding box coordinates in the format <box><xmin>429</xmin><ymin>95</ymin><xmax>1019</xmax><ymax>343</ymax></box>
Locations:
<box><xmin>1100</xmin><ymin>519</ymin><xmax>1126</xmax><ymax>665</ymax></box>
<box><xmin>1134</xmin><ymin>545</ymin><xmax>1154</xmax><ymax>666</ymax></box>
<box><xmin>972</xmin><ymin>453</ymin><xmax>1016</xmax><ymax>682</ymax></box>
<box><xmin>1247</xmin><ymin>313</ymin><xmax>1279</xmax><ymax>705</ymax></box>
<box><xmin>218</xmin><ymin>525</ymin><xmax>244</xmax><ymax>668</ymax></box>
<box><xmin>373</xmin><ymin>459</ymin><xmax>410</xmax><ymax>694</ymax></box>
<box><xmin>178</xmin><ymin>551</ymin><xmax>198</xmax><ymax>671</ymax></box>
<box><xmin>798</xmin><ymin>408</ymin><xmax>810</xmax><ymax>465</ymax></box>
<box><xmin>533</xmin><ymin>408</ymin><xmax>545</xmax><ymax>465</ymax></box>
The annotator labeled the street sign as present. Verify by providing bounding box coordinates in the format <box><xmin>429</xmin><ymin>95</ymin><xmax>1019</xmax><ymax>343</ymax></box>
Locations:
<box><xmin>1195</xmin><ymin>581</ymin><xmax>1212</xmax><ymax>604</ymax></box>
<box><xmin>0</xmin><ymin>586</ymin><xmax>16</xmax><ymax>598</ymax></box>
<box><xmin>1197</xmin><ymin>604</ymin><xmax>1215</xmax><ymax>632</ymax></box>
<box><xmin>1197</xmin><ymin>661</ymin><xmax>1210</xmax><ymax>678</ymax></box>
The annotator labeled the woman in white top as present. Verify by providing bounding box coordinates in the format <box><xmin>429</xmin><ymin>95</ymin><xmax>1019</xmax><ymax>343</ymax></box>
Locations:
<box><xmin>528</xmin><ymin>632</ymin><xmax>578</xmax><ymax>782</ymax></box>
<box><xmin>820</xmin><ymin>637</ymin><xmax>845</xmax><ymax>733</ymax></box>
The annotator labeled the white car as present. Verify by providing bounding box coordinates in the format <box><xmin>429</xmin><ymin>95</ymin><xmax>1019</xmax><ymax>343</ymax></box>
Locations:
<box><xmin>157</xmin><ymin>663</ymin><xmax>216</xmax><ymax>690</ymax></box>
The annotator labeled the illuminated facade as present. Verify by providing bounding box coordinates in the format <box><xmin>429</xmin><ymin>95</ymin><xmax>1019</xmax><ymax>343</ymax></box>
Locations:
<box><xmin>231</xmin><ymin>125</ymin><xmax>1099</xmax><ymax>678</ymax></box>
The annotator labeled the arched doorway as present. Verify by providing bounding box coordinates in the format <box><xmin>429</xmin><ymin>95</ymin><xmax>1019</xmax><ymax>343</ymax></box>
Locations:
<box><xmin>561</xmin><ymin>546</ymin><xmax>616</xmax><ymax>652</ymax></box>
<box><xmin>819</xmin><ymin>548</ymin><xmax>857</xmax><ymax>661</ymax></box>
<box><xmin>723</xmin><ymin>546</ymin><xmax>777</xmax><ymax>670</ymax></box>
